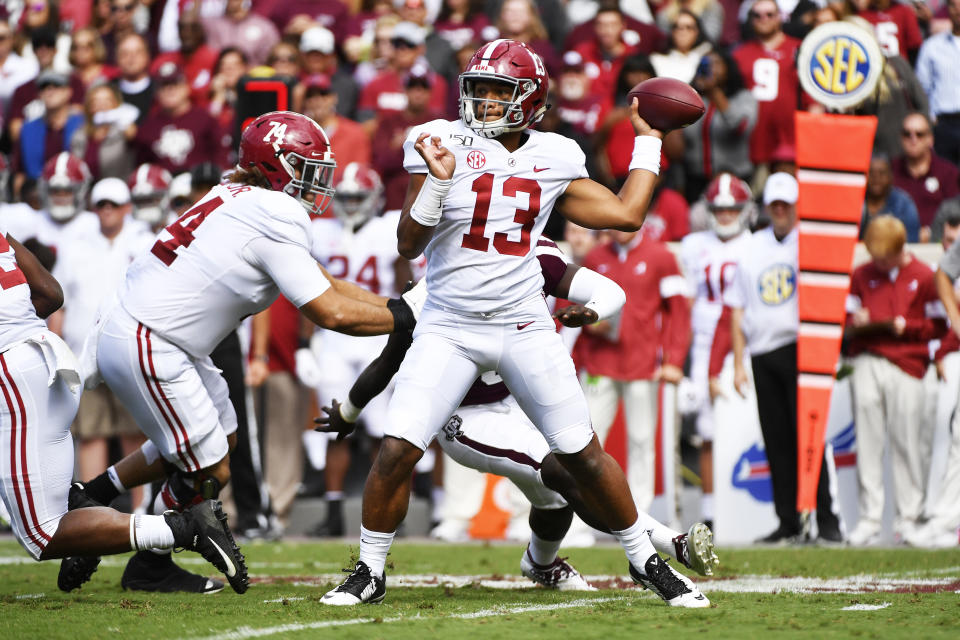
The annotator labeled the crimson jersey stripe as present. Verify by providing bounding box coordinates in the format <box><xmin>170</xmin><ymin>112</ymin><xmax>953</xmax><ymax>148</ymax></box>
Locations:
<box><xmin>0</xmin><ymin>354</ymin><xmax>50</xmax><ymax>550</ymax></box>
<box><xmin>143</xmin><ymin>327</ymin><xmax>201</xmax><ymax>471</ymax></box>
<box><xmin>136</xmin><ymin>324</ymin><xmax>192</xmax><ymax>470</ymax></box>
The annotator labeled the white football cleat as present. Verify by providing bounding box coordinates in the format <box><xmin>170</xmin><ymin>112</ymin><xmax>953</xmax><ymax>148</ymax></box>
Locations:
<box><xmin>630</xmin><ymin>554</ymin><xmax>710</xmax><ymax>608</ymax></box>
<box><xmin>321</xmin><ymin>561</ymin><xmax>386</xmax><ymax>605</ymax></box>
<box><xmin>673</xmin><ymin>522</ymin><xmax>719</xmax><ymax>576</ymax></box>
<box><xmin>521</xmin><ymin>547</ymin><xmax>596</xmax><ymax>591</ymax></box>
<box><xmin>848</xmin><ymin>521</ymin><xmax>882</xmax><ymax>547</ymax></box>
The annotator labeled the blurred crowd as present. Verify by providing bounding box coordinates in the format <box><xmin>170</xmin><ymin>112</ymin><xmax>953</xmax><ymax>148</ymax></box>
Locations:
<box><xmin>0</xmin><ymin>0</ymin><xmax>959</xmax><ymax>545</ymax></box>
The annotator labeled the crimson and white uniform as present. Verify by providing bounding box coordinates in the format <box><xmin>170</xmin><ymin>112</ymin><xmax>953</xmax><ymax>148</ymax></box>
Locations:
<box><xmin>389</xmin><ymin>117</ymin><xmax>593</xmax><ymax>454</ymax></box>
<box><xmin>0</xmin><ymin>221</ymin><xmax>82</xmax><ymax>560</ymax></box>
<box><xmin>0</xmin><ymin>204</ymin><xmax>99</xmax><ymax>252</ymax></box>
<box><xmin>96</xmin><ymin>183</ymin><xmax>331</xmax><ymax>472</ymax></box>
<box><xmin>309</xmin><ymin>210</ymin><xmax>402</xmax><ymax>437</ymax></box>
<box><xmin>680</xmin><ymin>229</ymin><xmax>751</xmax><ymax>439</ymax></box>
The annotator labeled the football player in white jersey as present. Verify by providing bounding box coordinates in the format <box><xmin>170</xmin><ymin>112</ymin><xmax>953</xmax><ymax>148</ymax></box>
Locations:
<box><xmin>0</xmin><ymin>221</ymin><xmax>248</xmax><ymax>592</ymax></box>
<box><xmin>679</xmin><ymin>173</ymin><xmax>754</xmax><ymax>529</ymax></box>
<box><xmin>323</xmin><ymin>39</ymin><xmax>711</xmax><ymax>608</ymax></box>
<box><xmin>317</xmin><ymin>238</ymin><xmax>719</xmax><ymax>591</ymax></box>
<box><xmin>59</xmin><ymin>111</ymin><xmax>421</xmax><ymax>594</ymax></box>
<box><xmin>128</xmin><ymin>163</ymin><xmax>176</xmax><ymax>233</ymax></box>
<box><xmin>300</xmin><ymin>162</ymin><xmax>413</xmax><ymax>536</ymax></box>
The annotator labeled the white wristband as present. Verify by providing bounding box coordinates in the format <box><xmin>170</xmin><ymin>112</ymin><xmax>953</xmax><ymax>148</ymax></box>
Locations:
<box><xmin>410</xmin><ymin>174</ymin><xmax>453</xmax><ymax>227</ymax></box>
<box><xmin>340</xmin><ymin>397</ymin><xmax>362</xmax><ymax>423</ymax></box>
<box><xmin>628</xmin><ymin>136</ymin><xmax>662</xmax><ymax>176</ymax></box>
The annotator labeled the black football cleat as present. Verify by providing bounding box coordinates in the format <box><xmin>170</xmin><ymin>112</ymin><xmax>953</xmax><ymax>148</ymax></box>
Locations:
<box><xmin>164</xmin><ymin>500</ymin><xmax>248</xmax><ymax>594</ymax></box>
<box><xmin>630</xmin><ymin>554</ymin><xmax>710</xmax><ymax>608</ymax></box>
<box><xmin>121</xmin><ymin>551</ymin><xmax>224</xmax><ymax>593</ymax></box>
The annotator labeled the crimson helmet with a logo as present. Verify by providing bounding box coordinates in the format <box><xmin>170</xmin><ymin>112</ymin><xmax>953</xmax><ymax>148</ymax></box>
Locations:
<box><xmin>704</xmin><ymin>172</ymin><xmax>753</xmax><ymax>239</ymax></box>
<box><xmin>332</xmin><ymin>163</ymin><xmax>384</xmax><ymax>230</ymax></box>
<box><xmin>459</xmin><ymin>39</ymin><xmax>549</xmax><ymax>139</ymax></box>
<box><xmin>40</xmin><ymin>152</ymin><xmax>92</xmax><ymax>222</ymax></box>
<box><xmin>128</xmin><ymin>163</ymin><xmax>173</xmax><ymax>227</ymax></box>
<box><xmin>237</xmin><ymin>111</ymin><xmax>336</xmax><ymax>215</ymax></box>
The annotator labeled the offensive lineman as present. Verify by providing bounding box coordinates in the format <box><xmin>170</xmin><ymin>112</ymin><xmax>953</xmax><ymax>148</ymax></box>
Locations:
<box><xmin>0</xmin><ymin>221</ymin><xmax>248</xmax><ymax>589</ymax></box>
<box><xmin>316</xmin><ymin>238</ymin><xmax>719</xmax><ymax>591</ymax></box>
<box><xmin>59</xmin><ymin>111</ymin><xmax>421</xmax><ymax>593</ymax></box>
<box><xmin>323</xmin><ymin>39</ymin><xmax>711</xmax><ymax>608</ymax></box>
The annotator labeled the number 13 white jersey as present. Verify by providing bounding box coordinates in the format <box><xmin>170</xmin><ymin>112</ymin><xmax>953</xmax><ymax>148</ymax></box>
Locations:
<box><xmin>403</xmin><ymin>118</ymin><xmax>586</xmax><ymax>313</ymax></box>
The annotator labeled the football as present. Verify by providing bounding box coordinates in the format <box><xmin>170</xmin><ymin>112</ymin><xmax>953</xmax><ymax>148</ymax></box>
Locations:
<box><xmin>627</xmin><ymin>77</ymin><xmax>705</xmax><ymax>131</ymax></box>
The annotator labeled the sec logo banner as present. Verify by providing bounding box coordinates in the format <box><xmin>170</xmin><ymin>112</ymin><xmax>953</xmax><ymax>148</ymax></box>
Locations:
<box><xmin>466</xmin><ymin>150</ymin><xmax>486</xmax><ymax>170</ymax></box>
<box><xmin>797</xmin><ymin>22</ymin><xmax>883</xmax><ymax>110</ymax></box>
<box><xmin>758</xmin><ymin>263</ymin><xmax>796</xmax><ymax>305</ymax></box>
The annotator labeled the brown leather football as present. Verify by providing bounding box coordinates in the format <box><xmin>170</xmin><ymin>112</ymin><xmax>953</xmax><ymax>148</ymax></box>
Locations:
<box><xmin>627</xmin><ymin>77</ymin><xmax>706</xmax><ymax>131</ymax></box>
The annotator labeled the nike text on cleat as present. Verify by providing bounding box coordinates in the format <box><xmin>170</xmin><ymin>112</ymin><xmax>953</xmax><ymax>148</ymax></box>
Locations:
<box><xmin>674</xmin><ymin>522</ymin><xmax>719</xmax><ymax>576</ymax></box>
<box><xmin>517</xmin><ymin>321</ymin><xmax>534</xmax><ymax>330</ymax></box>
<box><xmin>321</xmin><ymin>561</ymin><xmax>386</xmax><ymax>605</ymax></box>
<box><xmin>521</xmin><ymin>548</ymin><xmax>596</xmax><ymax>591</ymax></box>
<box><xmin>630</xmin><ymin>554</ymin><xmax>710</xmax><ymax>608</ymax></box>
<box><xmin>164</xmin><ymin>500</ymin><xmax>249</xmax><ymax>594</ymax></box>
<box><xmin>57</xmin><ymin>483</ymin><xmax>103</xmax><ymax>592</ymax></box>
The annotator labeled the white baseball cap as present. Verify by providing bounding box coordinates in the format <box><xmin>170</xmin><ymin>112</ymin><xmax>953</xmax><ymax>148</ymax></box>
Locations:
<box><xmin>391</xmin><ymin>21</ymin><xmax>426</xmax><ymax>46</ymax></box>
<box><xmin>763</xmin><ymin>172</ymin><xmax>798</xmax><ymax>205</ymax></box>
<box><xmin>300</xmin><ymin>26</ymin><xmax>335</xmax><ymax>54</ymax></box>
<box><xmin>91</xmin><ymin>177</ymin><xmax>131</xmax><ymax>206</ymax></box>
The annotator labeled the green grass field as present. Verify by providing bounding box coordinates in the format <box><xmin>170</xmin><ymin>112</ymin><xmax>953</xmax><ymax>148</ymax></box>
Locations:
<box><xmin>1</xmin><ymin>538</ymin><xmax>957</xmax><ymax>639</ymax></box>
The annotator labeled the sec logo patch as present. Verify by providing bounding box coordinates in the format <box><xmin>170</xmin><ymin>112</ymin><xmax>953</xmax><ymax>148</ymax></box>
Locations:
<box><xmin>797</xmin><ymin>22</ymin><xmax>883</xmax><ymax>110</ymax></box>
<box><xmin>466</xmin><ymin>150</ymin><xmax>486</xmax><ymax>170</ymax></box>
<box><xmin>758</xmin><ymin>264</ymin><xmax>796</xmax><ymax>306</ymax></box>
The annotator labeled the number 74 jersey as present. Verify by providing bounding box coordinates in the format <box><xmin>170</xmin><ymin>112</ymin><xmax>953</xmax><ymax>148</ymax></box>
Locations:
<box><xmin>403</xmin><ymin>118</ymin><xmax>587</xmax><ymax>313</ymax></box>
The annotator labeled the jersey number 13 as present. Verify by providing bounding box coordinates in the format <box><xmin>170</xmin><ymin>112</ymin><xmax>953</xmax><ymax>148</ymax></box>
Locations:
<box><xmin>461</xmin><ymin>174</ymin><xmax>541</xmax><ymax>257</ymax></box>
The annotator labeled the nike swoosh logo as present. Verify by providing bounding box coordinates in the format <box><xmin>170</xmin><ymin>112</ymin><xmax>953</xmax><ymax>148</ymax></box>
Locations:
<box><xmin>533</xmin><ymin>166</ymin><xmax>548</xmax><ymax>172</ymax></box>
<box><xmin>207</xmin><ymin>537</ymin><xmax>237</xmax><ymax>577</ymax></box>
<box><xmin>517</xmin><ymin>321</ymin><xmax>534</xmax><ymax>330</ymax></box>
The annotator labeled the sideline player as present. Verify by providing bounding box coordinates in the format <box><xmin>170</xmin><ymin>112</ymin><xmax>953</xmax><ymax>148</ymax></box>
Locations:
<box><xmin>60</xmin><ymin>111</ymin><xmax>421</xmax><ymax>593</ymax></box>
<box><xmin>316</xmin><ymin>238</ymin><xmax>720</xmax><ymax>591</ymax></box>
<box><xmin>679</xmin><ymin>173</ymin><xmax>754</xmax><ymax>528</ymax></box>
<box><xmin>323</xmin><ymin>39</ymin><xmax>710</xmax><ymax>608</ymax></box>
<box><xmin>0</xmin><ymin>221</ymin><xmax>248</xmax><ymax>590</ymax></box>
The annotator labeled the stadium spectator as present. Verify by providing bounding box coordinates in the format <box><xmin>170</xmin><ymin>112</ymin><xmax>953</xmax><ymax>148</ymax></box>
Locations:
<box><xmin>574</xmin><ymin>2</ymin><xmax>662</xmax><ymax>105</ymax></box>
<box><xmin>578</xmin><ymin>228</ymin><xmax>691</xmax><ymax>512</ymax></box>
<box><xmin>564</xmin><ymin>0</ymin><xmax>665</xmax><ymax>52</ymax></box>
<box><xmin>13</xmin><ymin>72</ymin><xmax>85</xmax><ymax>190</ymax></box>
<box><xmin>203</xmin><ymin>0</ymin><xmax>281</xmax><ymax>67</ymax></box>
<box><xmin>728</xmin><ymin>173</ymin><xmax>843</xmax><ymax>543</ymax></box>
<box><xmin>555</xmin><ymin>51</ymin><xmax>608</xmax><ymax>138</ymax></box>
<box><xmin>264</xmin><ymin>0</ymin><xmax>351</xmax><ymax>37</ymax></box>
<box><xmin>6</xmin><ymin>28</ymin><xmax>85</xmax><ymax>147</ymax></box>
<box><xmin>69</xmin><ymin>27</ymin><xmax>119</xmax><ymax>90</ymax></box>
<box><xmin>733</xmin><ymin>0</ymin><xmax>802</xmax><ymax>173</ymax></box>
<box><xmin>594</xmin><ymin>55</ymin><xmax>657</xmax><ymax>189</ymax></box>
<box><xmin>265</xmin><ymin>41</ymin><xmax>303</xmax><ymax>79</ymax></box>
<box><xmin>303</xmin><ymin>74</ymin><xmax>371</xmax><ymax>183</ymax></box>
<box><xmin>48</xmin><ymin>177</ymin><xmax>150</xmax><ymax>506</ymax></box>
<box><xmin>353</xmin><ymin>14</ymin><xmax>401</xmax><ymax>88</ymax></box>
<box><xmin>656</xmin><ymin>0</ymin><xmax>725</xmax><ymax>44</ymax></box>
<box><xmin>434</xmin><ymin>0</ymin><xmax>493</xmax><ymax>52</ymax></box>
<box><xmin>133</xmin><ymin>62</ymin><xmax>229</xmax><ymax>174</ymax></box>
<box><xmin>861</xmin><ymin>154</ymin><xmax>921</xmax><ymax>242</ymax></box>
<box><xmin>844</xmin><ymin>215</ymin><xmax>945</xmax><ymax>545</ymax></box>
<box><xmin>357</xmin><ymin>22</ymin><xmax>449</xmax><ymax>124</ymax></box>
<box><xmin>299</xmin><ymin>26</ymin><xmax>359</xmax><ymax>119</ymax></box>
<box><xmin>683</xmin><ymin>48</ymin><xmax>757</xmax><ymax>203</ymax></box>
<box><xmin>208</xmin><ymin>48</ymin><xmax>249</xmax><ymax>135</ymax></box>
<box><xmin>151</xmin><ymin>12</ymin><xmax>219</xmax><ymax>107</ymax></box>
<box><xmin>0</xmin><ymin>19</ymin><xmax>40</xmax><ymax>122</ymax></box>
<box><xmin>855</xmin><ymin>0</ymin><xmax>923</xmax><ymax>60</ymax></box>
<box><xmin>652</xmin><ymin>10</ymin><xmax>714</xmax><ymax>84</ymax></box>
<box><xmin>101</xmin><ymin>0</ymin><xmax>156</xmax><ymax>65</ymax></box>
<box><xmin>397</xmin><ymin>0</ymin><xmax>461</xmax><ymax>84</ymax></box>
<box><xmin>932</xmin><ymin>196</ymin><xmax>960</xmax><ymax>242</ymax></box>
<box><xmin>372</xmin><ymin>69</ymin><xmax>444</xmax><ymax>210</ymax></box>
<box><xmin>70</xmin><ymin>83</ymin><xmax>138</xmax><ymax>181</ymax></box>
<box><xmin>489</xmin><ymin>0</ymin><xmax>570</xmax><ymax>50</ymax></box>
<box><xmin>891</xmin><ymin>112</ymin><xmax>960</xmax><ymax>240</ymax></box>
<box><xmin>15</xmin><ymin>0</ymin><xmax>71</xmax><ymax>74</ymax></box>
<box><xmin>115</xmin><ymin>33</ymin><xmax>155</xmax><ymax>125</ymax></box>
<box><xmin>915</xmin><ymin>0</ymin><xmax>960</xmax><ymax>165</ymax></box>
<box><xmin>493</xmin><ymin>0</ymin><xmax>561</xmax><ymax>77</ymax></box>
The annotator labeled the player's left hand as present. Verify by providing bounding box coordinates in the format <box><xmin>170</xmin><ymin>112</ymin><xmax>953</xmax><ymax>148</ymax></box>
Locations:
<box><xmin>654</xmin><ymin>364</ymin><xmax>684</xmax><ymax>384</ymax></box>
<box><xmin>314</xmin><ymin>399</ymin><xmax>357</xmax><ymax>441</ymax></box>
<box><xmin>553</xmin><ymin>304</ymin><xmax>598</xmax><ymax>327</ymax></box>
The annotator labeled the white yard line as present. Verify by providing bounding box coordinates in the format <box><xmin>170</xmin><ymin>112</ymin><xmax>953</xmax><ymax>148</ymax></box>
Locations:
<box><xmin>841</xmin><ymin>602</ymin><xmax>892</xmax><ymax>611</ymax></box>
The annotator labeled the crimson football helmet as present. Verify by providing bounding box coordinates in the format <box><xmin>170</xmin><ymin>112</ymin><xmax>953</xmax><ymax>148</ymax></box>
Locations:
<box><xmin>128</xmin><ymin>163</ymin><xmax>173</xmax><ymax>227</ymax></box>
<box><xmin>237</xmin><ymin>111</ymin><xmax>336</xmax><ymax>215</ymax></box>
<box><xmin>332</xmin><ymin>163</ymin><xmax>384</xmax><ymax>230</ymax></box>
<box><xmin>459</xmin><ymin>39</ymin><xmax>549</xmax><ymax>138</ymax></box>
<box><xmin>704</xmin><ymin>173</ymin><xmax>753</xmax><ymax>239</ymax></box>
<box><xmin>40</xmin><ymin>152</ymin><xmax>92</xmax><ymax>222</ymax></box>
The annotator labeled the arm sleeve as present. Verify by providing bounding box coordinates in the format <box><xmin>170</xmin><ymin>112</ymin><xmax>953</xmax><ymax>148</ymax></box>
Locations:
<box><xmin>565</xmin><ymin>267</ymin><xmax>626</xmax><ymax>320</ymax></box>
<box><xmin>935</xmin><ymin>330</ymin><xmax>960</xmax><ymax>361</ymax></box>
<box><xmin>242</xmin><ymin>236</ymin><xmax>330</xmax><ymax>308</ymax></box>
<box><xmin>901</xmin><ymin>277</ymin><xmax>948</xmax><ymax>340</ymax></box>
<box><xmin>535</xmin><ymin>237</ymin><xmax>572</xmax><ymax>296</ymax></box>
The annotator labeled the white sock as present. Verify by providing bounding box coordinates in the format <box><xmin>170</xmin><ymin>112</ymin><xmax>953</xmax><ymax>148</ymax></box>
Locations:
<box><xmin>302</xmin><ymin>430</ymin><xmax>328</xmax><ymax>470</ymax></box>
<box><xmin>527</xmin><ymin>532</ymin><xmax>562</xmax><ymax>566</ymax></box>
<box><xmin>358</xmin><ymin>525</ymin><xmax>394</xmax><ymax>577</ymax></box>
<box><xmin>702</xmin><ymin>493</ymin><xmax>714</xmax><ymax>521</ymax></box>
<box><xmin>106</xmin><ymin>466</ymin><xmax>126</xmax><ymax>493</ymax></box>
<box><xmin>431</xmin><ymin>487</ymin><xmax>445</xmax><ymax>522</ymax></box>
<box><xmin>325</xmin><ymin>491</ymin><xmax>344</xmax><ymax>502</ymax></box>
<box><xmin>613</xmin><ymin>517</ymin><xmax>658</xmax><ymax>574</ymax></box>
<box><xmin>634</xmin><ymin>510</ymin><xmax>682</xmax><ymax>559</ymax></box>
<box><xmin>132</xmin><ymin>514</ymin><xmax>175</xmax><ymax>551</ymax></box>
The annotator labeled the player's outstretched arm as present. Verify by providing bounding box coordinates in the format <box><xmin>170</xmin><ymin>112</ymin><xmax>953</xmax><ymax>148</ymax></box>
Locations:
<box><xmin>300</xmin><ymin>289</ymin><xmax>414</xmax><ymax>336</ymax></box>
<box><xmin>8</xmin><ymin>233</ymin><xmax>63</xmax><ymax>318</ymax></box>
<box><xmin>397</xmin><ymin>133</ymin><xmax>456</xmax><ymax>259</ymax></box>
<box><xmin>319</xmin><ymin>265</ymin><xmax>388</xmax><ymax>306</ymax></box>
<box><xmin>557</xmin><ymin>100</ymin><xmax>664</xmax><ymax>232</ymax></box>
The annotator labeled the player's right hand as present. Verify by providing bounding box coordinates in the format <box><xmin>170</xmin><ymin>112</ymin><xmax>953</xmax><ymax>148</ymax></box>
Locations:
<box><xmin>733</xmin><ymin>365</ymin><xmax>749</xmax><ymax>398</ymax></box>
<box><xmin>629</xmin><ymin>97</ymin><xmax>663</xmax><ymax>139</ymax></box>
<box><xmin>414</xmin><ymin>133</ymin><xmax>456</xmax><ymax>180</ymax></box>
<box><xmin>553</xmin><ymin>304</ymin><xmax>598</xmax><ymax>327</ymax></box>
<box><xmin>314</xmin><ymin>399</ymin><xmax>357</xmax><ymax>441</ymax></box>
<box><xmin>295</xmin><ymin>347</ymin><xmax>322</xmax><ymax>388</ymax></box>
